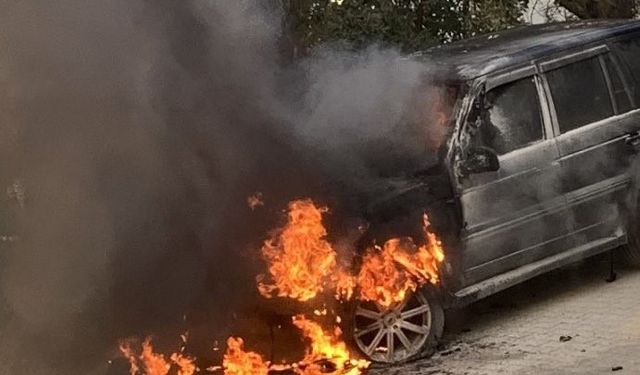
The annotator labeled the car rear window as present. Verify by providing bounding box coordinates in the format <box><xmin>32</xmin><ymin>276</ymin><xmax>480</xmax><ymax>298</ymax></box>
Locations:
<box><xmin>547</xmin><ymin>57</ymin><xmax>613</xmax><ymax>133</ymax></box>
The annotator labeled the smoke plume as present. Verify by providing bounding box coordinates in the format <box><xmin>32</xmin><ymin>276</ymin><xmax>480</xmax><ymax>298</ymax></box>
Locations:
<box><xmin>0</xmin><ymin>1</ymin><xmax>437</xmax><ymax>374</ymax></box>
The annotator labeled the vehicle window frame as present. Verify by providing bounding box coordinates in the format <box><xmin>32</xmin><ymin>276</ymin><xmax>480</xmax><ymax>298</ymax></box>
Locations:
<box><xmin>538</xmin><ymin>45</ymin><xmax>614</xmax><ymax>137</ymax></box>
<box><xmin>478</xmin><ymin>67</ymin><xmax>551</xmax><ymax>157</ymax></box>
<box><xmin>608</xmin><ymin>32</ymin><xmax>640</xmax><ymax>110</ymax></box>
<box><xmin>600</xmin><ymin>51</ymin><xmax>635</xmax><ymax>114</ymax></box>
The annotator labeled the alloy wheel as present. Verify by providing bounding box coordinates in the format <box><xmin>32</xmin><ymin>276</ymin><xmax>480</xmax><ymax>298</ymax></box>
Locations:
<box><xmin>352</xmin><ymin>291</ymin><xmax>432</xmax><ymax>363</ymax></box>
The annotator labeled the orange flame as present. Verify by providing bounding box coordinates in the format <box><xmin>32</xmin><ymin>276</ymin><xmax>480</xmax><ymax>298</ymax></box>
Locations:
<box><xmin>356</xmin><ymin>214</ymin><xmax>444</xmax><ymax>307</ymax></box>
<box><xmin>423</xmin><ymin>86</ymin><xmax>457</xmax><ymax>149</ymax></box>
<box><xmin>119</xmin><ymin>341</ymin><xmax>141</xmax><ymax>375</ymax></box>
<box><xmin>257</xmin><ymin>199</ymin><xmax>337</xmax><ymax>301</ymax></box>
<box><xmin>257</xmin><ymin>199</ymin><xmax>444</xmax><ymax>308</ymax></box>
<box><xmin>122</xmin><ymin>329</ymin><xmax>369</xmax><ymax>375</ymax></box>
<box><xmin>333</xmin><ymin>268</ymin><xmax>356</xmax><ymax>301</ymax></box>
<box><xmin>221</xmin><ymin>317</ymin><xmax>368</xmax><ymax>375</ymax></box>
<box><xmin>119</xmin><ymin>199</ymin><xmax>444</xmax><ymax>374</ymax></box>
<box><xmin>170</xmin><ymin>353</ymin><xmax>198</xmax><ymax>375</ymax></box>
<box><xmin>118</xmin><ymin>338</ymin><xmax>197</xmax><ymax>375</ymax></box>
<box><xmin>293</xmin><ymin>315</ymin><xmax>369</xmax><ymax>375</ymax></box>
<box><xmin>140</xmin><ymin>338</ymin><xmax>171</xmax><ymax>375</ymax></box>
<box><xmin>222</xmin><ymin>337</ymin><xmax>270</xmax><ymax>375</ymax></box>
<box><xmin>357</xmin><ymin>214</ymin><xmax>444</xmax><ymax>307</ymax></box>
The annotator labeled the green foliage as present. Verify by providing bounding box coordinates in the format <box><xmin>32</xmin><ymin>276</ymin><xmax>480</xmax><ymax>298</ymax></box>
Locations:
<box><xmin>467</xmin><ymin>0</ymin><xmax>529</xmax><ymax>36</ymax></box>
<box><xmin>280</xmin><ymin>0</ymin><xmax>529</xmax><ymax>55</ymax></box>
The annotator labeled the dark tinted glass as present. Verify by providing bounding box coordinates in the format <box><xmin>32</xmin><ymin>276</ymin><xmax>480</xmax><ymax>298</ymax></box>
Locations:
<box><xmin>547</xmin><ymin>57</ymin><xmax>613</xmax><ymax>133</ymax></box>
<box><xmin>603</xmin><ymin>54</ymin><xmax>632</xmax><ymax>114</ymax></box>
<box><xmin>614</xmin><ymin>37</ymin><xmax>640</xmax><ymax>106</ymax></box>
<box><xmin>484</xmin><ymin>76</ymin><xmax>543</xmax><ymax>155</ymax></box>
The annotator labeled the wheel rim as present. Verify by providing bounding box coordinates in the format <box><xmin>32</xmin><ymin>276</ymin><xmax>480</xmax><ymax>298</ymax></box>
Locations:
<box><xmin>352</xmin><ymin>291</ymin><xmax>432</xmax><ymax>363</ymax></box>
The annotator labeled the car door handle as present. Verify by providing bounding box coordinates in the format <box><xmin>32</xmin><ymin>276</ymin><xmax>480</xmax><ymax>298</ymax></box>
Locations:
<box><xmin>625</xmin><ymin>131</ymin><xmax>640</xmax><ymax>153</ymax></box>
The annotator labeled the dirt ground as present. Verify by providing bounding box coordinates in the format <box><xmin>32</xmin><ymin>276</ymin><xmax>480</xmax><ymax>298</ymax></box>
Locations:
<box><xmin>371</xmin><ymin>253</ymin><xmax>640</xmax><ymax>374</ymax></box>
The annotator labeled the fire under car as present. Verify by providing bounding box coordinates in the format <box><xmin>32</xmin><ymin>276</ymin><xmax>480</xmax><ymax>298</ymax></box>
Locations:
<box><xmin>342</xmin><ymin>20</ymin><xmax>640</xmax><ymax>364</ymax></box>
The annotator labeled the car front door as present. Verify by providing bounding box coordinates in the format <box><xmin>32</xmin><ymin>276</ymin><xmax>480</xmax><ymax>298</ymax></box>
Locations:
<box><xmin>457</xmin><ymin>67</ymin><xmax>573</xmax><ymax>286</ymax></box>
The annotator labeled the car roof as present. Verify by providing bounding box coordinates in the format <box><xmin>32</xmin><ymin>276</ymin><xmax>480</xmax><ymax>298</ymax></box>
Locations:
<box><xmin>413</xmin><ymin>20</ymin><xmax>640</xmax><ymax>81</ymax></box>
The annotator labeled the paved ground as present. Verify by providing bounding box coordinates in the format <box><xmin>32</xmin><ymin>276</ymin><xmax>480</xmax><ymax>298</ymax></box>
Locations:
<box><xmin>372</xmin><ymin>253</ymin><xmax>640</xmax><ymax>374</ymax></box>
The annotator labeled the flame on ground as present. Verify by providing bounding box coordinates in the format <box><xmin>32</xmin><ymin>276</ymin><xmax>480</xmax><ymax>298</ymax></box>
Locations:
<box><xmin>222</xmin><ymin>316</ymin><xmax>369</xmax><ymax>375</ymax></box>
<box><xmin>171</xmin><ymin>353</ymin><xmax>198</xmax><ymax>375</ymax></box>
<box><xmin>118</xmin><ymin>338</ymin><xmax>197</xmax><ymax>375</ymax></box>
<box><xmin>119</xmin><ymin>198</ymin><xmax>444</xmax><ymax>373</ymax></box>
<box><xmin>292</xmin><ymin>315</ymin><xmax>369</xmax><ymax>375</ymax></box>
<box><xmin>119</xmin><ymin>341</ymin><xmax>140</xmax><ymax>375</ymax></box>
<box><xmin>223</xmin><ymin>337</ymin><xmax>270</xmax><ymax>375</ymax></box>
<box><xmin>122</xmin><ymin>318</ymin><xmax>369</xmax><ymax>375</ymax></box>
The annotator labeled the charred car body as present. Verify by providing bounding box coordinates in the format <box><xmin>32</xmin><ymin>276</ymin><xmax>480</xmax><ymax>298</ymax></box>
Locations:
<box><xmin>350</xmin><ymin>20</ymin><xmax>640</xmax><ymax>364</ymax></box>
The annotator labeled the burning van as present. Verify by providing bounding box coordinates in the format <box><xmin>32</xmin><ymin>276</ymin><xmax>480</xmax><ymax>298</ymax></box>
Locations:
<box><xmin>318</xmin><ymin>19</ymin><xmax>640</xmax><ymax>364</ymax></box>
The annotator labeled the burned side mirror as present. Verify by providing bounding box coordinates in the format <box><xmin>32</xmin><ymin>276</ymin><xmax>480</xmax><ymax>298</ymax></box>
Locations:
<box><xmin>459</xmin><ymin>147</ymin><xmax>500</xmax><ymax>176</ymax></box>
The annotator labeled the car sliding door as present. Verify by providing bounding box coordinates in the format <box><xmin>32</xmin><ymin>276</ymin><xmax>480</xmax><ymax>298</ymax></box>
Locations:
<box><xmin>541</xmin><ymin>42</ymin><xmax>640</xmax><ymax>248</ymax></box>
<box><xmin>459</xmin><ymin>68</ymin><xmax>571</xmax><ymax>285</ymax></box>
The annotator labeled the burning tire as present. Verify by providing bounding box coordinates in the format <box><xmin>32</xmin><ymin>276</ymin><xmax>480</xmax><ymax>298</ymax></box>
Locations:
<box><xmin>348</xmin><ymin>287</ymin><xmax>444</xmax><ymax>364</ymax></box>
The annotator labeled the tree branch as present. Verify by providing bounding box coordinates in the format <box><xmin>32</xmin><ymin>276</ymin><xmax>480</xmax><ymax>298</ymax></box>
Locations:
<box><xmin>556</xmin><ymin>0</ymin><xmax>636</xmax><ymax>19</ymax></box>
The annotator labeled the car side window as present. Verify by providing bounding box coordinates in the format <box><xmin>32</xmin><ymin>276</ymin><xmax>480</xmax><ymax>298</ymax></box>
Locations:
<box><xmin>603</xmin><ymin>54</ymin><xmax>633</xmax><ymax>114</ymax></box>
<box><xmin>481</xmin><ymin>77</ymin><xmax>544</xmax><ymax>155</ymax></box>
<box><xmin>613</xmin><ymin>36</ymin><xmax>640</xmax><ymax>107</ymax></box>
<box><xmin>547</xmin><ymin>57</ymin><xmax>613</xmax><ymax>133</ymax></box>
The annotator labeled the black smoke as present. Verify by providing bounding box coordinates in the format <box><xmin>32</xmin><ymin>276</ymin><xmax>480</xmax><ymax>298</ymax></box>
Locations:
<box><xmin>0</xmin><ymin>1</ymin><xmax>439</xmax><ymax>374</ymax></box>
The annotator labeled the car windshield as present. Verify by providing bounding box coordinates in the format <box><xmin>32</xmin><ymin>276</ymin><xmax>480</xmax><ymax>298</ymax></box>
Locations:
<box><xmin>361</xmin><ymin>82</ymin><xmax>462</xmax><ymax>178</ymax></box>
